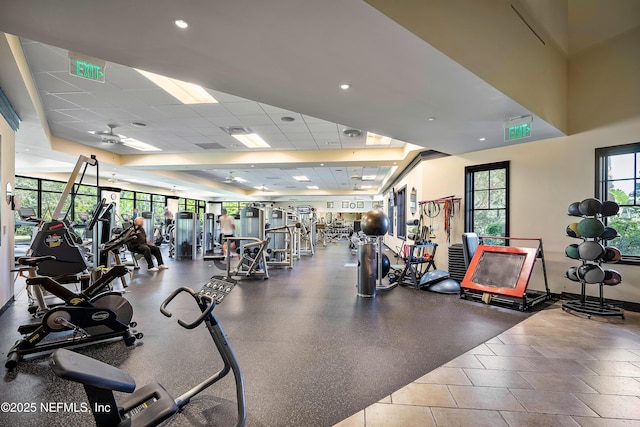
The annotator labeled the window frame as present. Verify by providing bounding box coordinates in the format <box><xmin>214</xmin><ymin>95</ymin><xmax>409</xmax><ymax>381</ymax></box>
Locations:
<box><xmin>464</xmin><ymin>161</ymin><xmax>510</xmax><ymax>245</ymax></box>
<box><xmin>396</xmin><ymin>186</ymin><xmax>407</xmax><ymax>240</ymax></box>
<box><xmin>595</xmin><ymin>142</ymin><xmax>640</xmax><ymax>265</ymax></box>
<box><xmin>387</xmin><ymin>193</ymin><xmax>394</xmax><ymax>236</ymax></box>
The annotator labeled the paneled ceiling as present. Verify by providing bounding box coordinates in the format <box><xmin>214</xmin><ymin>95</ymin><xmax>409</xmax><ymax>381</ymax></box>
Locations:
<box><xmin>0</xmin><ymin>0</ymin><xmax>637</xmax><ymax>201</ymax></box>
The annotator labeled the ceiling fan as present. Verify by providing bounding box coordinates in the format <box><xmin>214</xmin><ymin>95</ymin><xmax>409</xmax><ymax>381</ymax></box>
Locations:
<box><xmin>223</xmin><ymin>172</ymin><xmax>237</xmax><ymax>183</ymax></box>
<box><xmin>89</xmin><ymin>124</ymin><xmax>123</xmax><ymax>144</ymax></box>
<box><xmin>259</xmin><ymin>184</ymin><xmax>274</xmax><ymax>193</ymax></box>
<box><xmin>350</xmin><ymin>169</ymin><xmax>362</xmax><ymax>181</ymax></box>
<box><xmin>107</xmin><ymin>173</ymin><xmax>127</xmax><ymax>184</ymax></box>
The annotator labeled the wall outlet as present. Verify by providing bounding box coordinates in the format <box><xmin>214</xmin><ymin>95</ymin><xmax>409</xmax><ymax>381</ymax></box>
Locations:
<box><xmin>431</xmin><ymin>224</ymin><xmax>439</xmax><ymax>231</ymax></box>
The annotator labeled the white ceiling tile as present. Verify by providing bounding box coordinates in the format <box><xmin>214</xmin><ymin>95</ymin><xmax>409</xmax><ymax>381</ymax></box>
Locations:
<box><xmin>55</xmin><ymin>108</ymin><xmax>109</xmax><ymax>122</ymax></box>
<box><xmin>240</xmin><ymin>114</ymin><xmax>276</xmax><ymax>126</ymax></box>
<box><xmin>194</xmin><ymin>127</ymin><xmax>228</xmax><ymax>136</ymax></box>
<box><xmin>208</xmin><ymin>90</ymin><xmax>248</xmax><ymax>103</ymax></box>
<box><xmin>154</xmin><ymin>104</ymin><xmax>203</xmax><ymax>119</ymax></box>
<box><xmin>123</xmin><ymin>106</ymin><xmax>170</xmax><ymax>120</ymax></box>
<box><xmin>33</xmin><ymin>72</ymin><xmax>84</xmax><ymax>94</ymax></box>
<box><xmin>55</xmin><ymin>92</ymin><xmax>116</xmax><ymax>109</ymax></box>
<box><xmin>21</xmin><ymin>40</ymin><xmax>68</xmax><ymax>72</ymax></box>
<box><xmin>285</xmin><ymin>133</ymin><xmax>316</xmax><ymax>142</ymax></box>
<box><xmin>125</xmin><ymin>88</ymin><xmax>180</xmax><ymax>105</ymax></box>
<box><xmin>279</xmin><ymin>124</ymin><xmax>311</xmax><ymax>134</ymax></box>
<box><xmin>312</xmin><ymin>131</ymin><xmax>341</xmax><ymax>143</ymax></box>
<box><xmin>190</xmin><ymin>103</ymin><xmax>232</xmax><ymax>117</ymax></box>
<box><xmin>89</xmin><ymin>108</ymin><xmax>143</xmax><ymax>121</ymax></box>
<box><xmin>45</xmin><ymin>109</ymin><xmax>80</xmax><ymax>123</ymax></box>
<box><xmin>302</xmin><ymin>115</ymin><xmax>334</xmax><ymax>125</ymax></box>
<box><xmin>209</xmin><ymin>116</ymin><xmax>246</xmax><ymax>127</ymax></box>
<box><xmin>224</xmin><ymin>101</ymin><xmax>266</xmax><ymax>116</ymax></box>
<box><xmin>307</xmin><ymin>123</ymin><xmax>339</xmax><ymax>133</ymax></box>
<box><xmin>247</xmin><ymin>124</ymin><xmax>282</xmax><ymax>134</ymax></box>
<box><xmin>108</xmin><ymin>67</ymin><xmax>157</xmax><ymax>91</ymax></box>
<box><xmin>259</xmin><ymin>104</ymin><xmax>297</xmax><ymax>114</ymax></box>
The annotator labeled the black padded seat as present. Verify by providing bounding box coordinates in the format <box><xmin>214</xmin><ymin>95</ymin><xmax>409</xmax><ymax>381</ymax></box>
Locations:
<box><xmin>50</xmin><ymin>348</ymin><xmax>135</xmax><ymax>392</ymax></box>
<box><xmin>461</xmin><ymin>232</ymin><xmax>480</xmax><ymax>268</ymax></box>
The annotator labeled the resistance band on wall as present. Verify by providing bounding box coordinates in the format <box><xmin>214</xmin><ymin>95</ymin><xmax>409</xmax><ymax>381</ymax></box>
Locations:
<box><xmin>419</xmin><ymin>196</ymin><xmax>461</xmax><ymax>244</ymax></box>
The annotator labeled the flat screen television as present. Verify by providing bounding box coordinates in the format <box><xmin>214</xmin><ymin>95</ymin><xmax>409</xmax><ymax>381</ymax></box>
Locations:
<box><xmin>297</xmin><ymin>206</ymin><xmax>311</xmax><ymax>214</ymax></box>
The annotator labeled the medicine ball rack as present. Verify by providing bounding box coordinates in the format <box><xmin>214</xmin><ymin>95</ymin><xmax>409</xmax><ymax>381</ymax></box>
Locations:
<box><xmin>562</xmin><ymin>198</ymin><xmax>624</xmax><ymax>319</ymax></box>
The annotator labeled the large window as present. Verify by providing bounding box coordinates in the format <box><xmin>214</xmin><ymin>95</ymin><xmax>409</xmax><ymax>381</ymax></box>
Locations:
<box><xmin>15</xmin><ymin>176</ymin><xmax>38</xmax><ymax>216</ymax></box>
<box><xmin>396</xmin><ymin>187</ymin><xmax>406</xmax><ymax>239</ymax></box>
<box><xmin>152</xmin><ymin>194</ymin><xmax>167</xmax><ymax>224</ymax></box>
<box><xmin>465</xmin><ymin>161</ymin><xmax>510</xmax><ymax>245</ymax></box>
<box><xmin>221</xmin><ymin>201</ymin><xmax>251</xmax><ymax>217</ymax></box>
<box><xmin>120</xmin><ymin>191</ymin><xmax>135</xmax><ymax>218</ymax></box>
<box><xmin>41</xmin><ymin>180</ymin><xmax>67</xmax><ymax>221</ymax></box>
<box><xmin>596</xmin><ymin>143</ymin><xmax>640</xmax><ymax>262</ymax></box>
<box><xmin>135</xmin><ymin>192</ymin><xmax>152</xmax><ymax>214</ymax></box>
<box><xmin>387</xmin><ymin>193</ymin><xmax>394</xmax><ymax>236</ymax></box>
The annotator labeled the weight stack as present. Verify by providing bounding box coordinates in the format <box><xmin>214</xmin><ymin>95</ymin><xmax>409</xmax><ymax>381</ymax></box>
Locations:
<box><xmin>448</xmin><ymin>244</ymin><xmax>466</xmax><ymax>283</ymax></box>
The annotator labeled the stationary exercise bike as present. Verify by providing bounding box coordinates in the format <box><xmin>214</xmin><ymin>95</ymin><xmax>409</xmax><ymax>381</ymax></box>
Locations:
<box><xmin>5</xmin><ymin>254</ymin><xmax>142</xmax><ymax>370</ymax></box>
<box><xmin>50</xmin><ymin>277</ymin><xmax>246</xmax><ymax>427</ymax></box>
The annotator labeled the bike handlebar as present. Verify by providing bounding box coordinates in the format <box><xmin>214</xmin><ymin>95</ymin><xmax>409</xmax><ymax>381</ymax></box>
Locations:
<box><xmin>159</xmin><ymin>287</ymin><xmax>216</xmax><ymax>329</ymax></box>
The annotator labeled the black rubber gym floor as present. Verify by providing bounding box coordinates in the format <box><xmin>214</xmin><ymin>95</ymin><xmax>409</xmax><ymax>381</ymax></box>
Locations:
<box><xmin>0</xmin><ymin>242</ymin><xmax>537</xmax><ymax>426</ymax></box>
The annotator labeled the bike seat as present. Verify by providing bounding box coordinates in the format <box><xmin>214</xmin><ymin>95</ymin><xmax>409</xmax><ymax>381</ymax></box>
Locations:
<box><xmin>50</xmin><ymin>349</ymin><xmax>136</xmax><ymax>392</ymax></box>
<box><xmin>18</xmin><ymin>255</ymin><xmax>56</xmax><ymax>266</ymax></box>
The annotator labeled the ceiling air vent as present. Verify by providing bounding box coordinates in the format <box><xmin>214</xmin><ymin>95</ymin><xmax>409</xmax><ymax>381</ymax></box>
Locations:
<box><xmin>343</xmin><ymin>128</ymin><xmax>362</xmax><ymax>137</ymax></box>
<box><xmin>220</xmin><ymin>126</ymin><xmax>252</xmax><ymax>135</ymax></box>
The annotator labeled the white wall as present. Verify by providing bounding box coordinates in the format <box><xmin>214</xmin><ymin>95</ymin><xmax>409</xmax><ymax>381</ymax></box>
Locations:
<box><xmin>0</xmin><ymin>114</ymin><xmax>15</xmax><ymax>310</ymax></box>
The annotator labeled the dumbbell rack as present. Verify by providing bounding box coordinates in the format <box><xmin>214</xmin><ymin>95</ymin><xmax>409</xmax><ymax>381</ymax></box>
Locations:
<box><xmin>562</xmin><ymin>200</ymin><xmax>624</xmax><ymax>319</ymax></box>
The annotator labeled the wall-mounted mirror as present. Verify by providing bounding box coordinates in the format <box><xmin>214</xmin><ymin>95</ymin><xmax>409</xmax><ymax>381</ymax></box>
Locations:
<box><xmin>410</xmin><ymin>187</ymin><xmax>417</xmax><ymax>215</ymax></box>
<box><xmin>6</xmin><ymin>181</ymin><xmax>13</xmax><ymax>205</ymax></box>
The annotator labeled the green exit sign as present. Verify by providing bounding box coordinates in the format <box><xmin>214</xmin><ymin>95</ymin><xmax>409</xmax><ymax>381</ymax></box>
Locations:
<box><xmin>69</xmin><ymin>52</ymin><xmax>105</xmax><ymax>83</ymax></box>
<box><xmin>504</xmin><ymin>115</ymin><xmax>532</xmax><ymax>142</ymax></box>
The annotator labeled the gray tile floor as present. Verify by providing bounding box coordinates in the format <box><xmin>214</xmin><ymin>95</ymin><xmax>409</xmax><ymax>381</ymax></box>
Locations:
<box><xmin>334</xmin><ymin>303</ymin><xmax>640</xmax><ymax>426</ymax></box>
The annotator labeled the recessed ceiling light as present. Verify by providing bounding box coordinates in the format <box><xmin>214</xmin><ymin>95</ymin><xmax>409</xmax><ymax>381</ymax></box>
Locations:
<box><xmin>427</xmin><ymin>117</ymin><xmax>435</xmax><ymax>121</ymax></box>
<box><xmin>479</xmin><ymin>137</ymin><xmax>486</xmax><ymax>141</ymax></box>
<box><xmin>340</xmin><ymin>84</ymin><xmax>350</xmax><ymax>90</ymax></box>
<box><xmin>366</xmin><ymin>132</ymin><xmax>391</xmax><ymax>146</ymax></box>
<box><xmin>231</xmin><ymin>133</ymin><xmax>270</xmax><ymax>148</ymax></box>
<box><xmin>120</xmin><ymin>137</ymin><xmax>162</xmax><ymax>152</ymax></box>
<box><xmin>320</xmin><ymin>163</ymin><xmax>324</xmax><ymax>166</ymax></box>
<box><xmin>281</xmin><ymin>116</ymin><xmax>295</xmax><ymax>122</ymax></box>
<box><xmin>135</xmin><ymin>69</ymin><xmax>217</xmax><ymax>104</ymax></box>
<box><xmin>293</xmin><ymin>175</ymin><xmax>310</xmax><ymax>182</ymax></box>
<box><xmin>130</xmin><ymin>122</ymin><xmax>147</xmax><ymax>127</ymax></box>
<box><xmin>174</xmin><ymin>19</ymin><xmax>189</xmax><ymax>29</ymax></box>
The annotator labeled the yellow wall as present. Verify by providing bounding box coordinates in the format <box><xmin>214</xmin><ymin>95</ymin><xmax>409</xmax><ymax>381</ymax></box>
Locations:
<box><xmin>366</xmin><ymin>0</ymin><xmax>568</xmax><ymax>133</ymax></box>
<box><xmin>382</xmin><ymin>4</ymin><xmax>640</xmax><ymax>304</ymax></box>
<box><xmin>386</xmin><ymin>119</ymin><xmax>639</xmax><ymax>303</ymax></box>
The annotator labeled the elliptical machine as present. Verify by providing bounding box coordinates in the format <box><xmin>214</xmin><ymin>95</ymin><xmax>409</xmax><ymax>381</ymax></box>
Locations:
<box><xmin>49</xmin><ymin>277</ymin><xmax>246</xmax><ymax>427</ymax></box>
